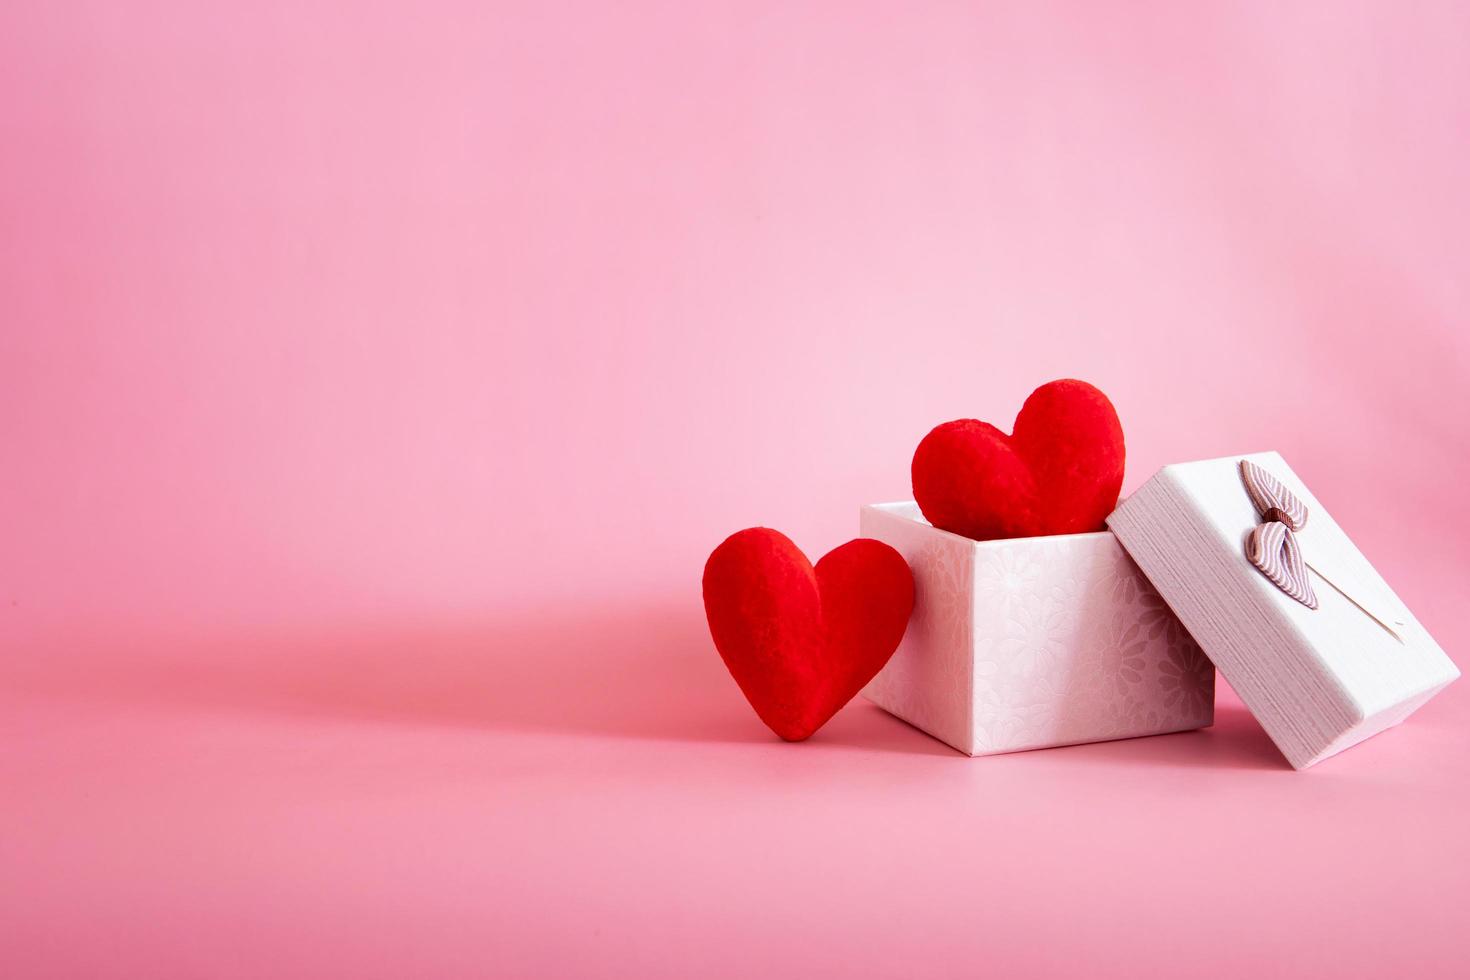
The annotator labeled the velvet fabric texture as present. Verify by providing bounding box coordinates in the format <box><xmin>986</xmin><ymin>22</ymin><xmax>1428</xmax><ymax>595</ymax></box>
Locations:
<box><xmin>912</xmin><ymin>379</ymin><xmax>1125</xmax><ymax>541</ymax></box>
<box><xmin>702</xmin><ymin>528</ymin><xmax>914</xmax><ymax>741</ymax></box>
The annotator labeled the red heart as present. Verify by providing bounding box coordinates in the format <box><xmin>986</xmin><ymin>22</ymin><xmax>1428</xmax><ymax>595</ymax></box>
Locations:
<box><xmin>701</xmin><ymin>529</ymin><xmax>914</xmax><ymax>741</ymax></box>
<box><xmin>911</xmin><ymin>379</ymin><xmax>1125</xmax><ymax>540</ymax></box>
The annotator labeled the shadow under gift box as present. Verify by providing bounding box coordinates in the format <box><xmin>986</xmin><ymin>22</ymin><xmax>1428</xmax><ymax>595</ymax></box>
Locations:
<box><xmin>860</xmin><ymin>503</ymin><xmax>1214</xmax><ymax>756</ymax></box>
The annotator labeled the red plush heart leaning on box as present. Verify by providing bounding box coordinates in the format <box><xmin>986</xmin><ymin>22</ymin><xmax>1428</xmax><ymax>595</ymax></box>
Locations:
<box><xmin>912</xmin><ymin>379</ymin><xmax>1125</xmax><ymax>540</ymax></box>
<box><xmin>702</xmin><ymin>529</ymin><xmax>914</xmax><ymax>741</ymax></box>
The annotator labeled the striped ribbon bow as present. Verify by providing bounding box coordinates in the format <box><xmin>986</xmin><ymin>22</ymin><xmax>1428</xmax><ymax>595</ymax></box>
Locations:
<box><xmin>1238</xmin><ymin>459</ymin><xmax>1406</xmax><ymax>641</ymax></box>
<box><xmin>1240</xmin><ymin>459</ymin><xmax>1317</xmax><ymax>608</ymax></box>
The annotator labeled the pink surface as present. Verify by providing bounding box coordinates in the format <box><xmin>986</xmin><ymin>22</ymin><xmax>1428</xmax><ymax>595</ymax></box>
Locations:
<box><xmin>3</xmin><ymin>2</ymin><xmax>1469</xmax><ymax>977</ymax></box>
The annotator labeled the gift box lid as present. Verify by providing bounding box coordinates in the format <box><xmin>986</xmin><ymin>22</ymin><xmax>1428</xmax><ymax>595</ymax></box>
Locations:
<box><xmin>1107</xmin><ymin>451</ymin><xmax>1459</xmax><ymax>770</ymax></box>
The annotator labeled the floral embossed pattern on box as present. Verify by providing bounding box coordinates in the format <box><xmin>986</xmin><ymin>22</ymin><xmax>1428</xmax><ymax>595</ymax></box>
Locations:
<box><xmin>860</xmin><ymin>503</ymin><xmax>1213</xmax><ymax>756</ymax></box>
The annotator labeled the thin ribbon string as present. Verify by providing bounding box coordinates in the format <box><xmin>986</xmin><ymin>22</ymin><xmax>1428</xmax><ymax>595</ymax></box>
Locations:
<box><xmin>1303</xmin><ymin>560</ymin><xmax>1406</xmax><ymax>644</ymax></box>
<box><xmin>1238</xmin><ymin>459</ymin><xmax>1405</xmax><ymax>644</ymax></box>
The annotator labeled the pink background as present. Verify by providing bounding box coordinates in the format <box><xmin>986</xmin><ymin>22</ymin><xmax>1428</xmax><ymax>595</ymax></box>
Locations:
<box><xmin>3</xmin><ymin>2</ymin><xmax>1469</xmax><ymax>977</ymax></box>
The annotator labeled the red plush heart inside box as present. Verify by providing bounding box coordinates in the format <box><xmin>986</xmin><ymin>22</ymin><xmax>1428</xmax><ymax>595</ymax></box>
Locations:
<box><xmin>912</xmin><ymin>379</ymin><xmax>1124</xmax><ymax>541</ymax></box>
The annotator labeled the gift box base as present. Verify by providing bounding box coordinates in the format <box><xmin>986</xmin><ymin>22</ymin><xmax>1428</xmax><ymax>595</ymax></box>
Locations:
<box><xmin>860</xmin><ymin>503</ymin><xmax>1214</xmax><ymax>757</ymax></box>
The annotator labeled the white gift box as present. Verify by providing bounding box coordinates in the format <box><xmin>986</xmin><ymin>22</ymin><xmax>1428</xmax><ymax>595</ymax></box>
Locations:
<box><xmin>1108</xmin><ymin>451</ymin><xmax>1459</xmax><ymax>769</ymax></box>
<box><xmin>860</xmin><ymin>502</ymin><xmax>1214</xmax><ymax>756</ymax></box>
